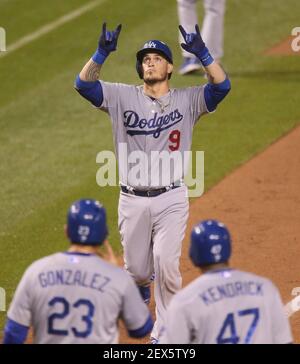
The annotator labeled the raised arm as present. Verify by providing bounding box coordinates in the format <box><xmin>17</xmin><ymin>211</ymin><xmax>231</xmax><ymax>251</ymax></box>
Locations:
<box><xmin>179</xmin><ymin>24</ymin><xmax>231</xmax><ymax>111</ymax></box>
<box><xmin>75</xmin><ymin>23</ymin><xmax>122</xmax><ymax>106</ymax></box>
<box><xmin>79</xmin><ymin>58</ymin><xmax>103</xmax><ymax>82</ymax></box>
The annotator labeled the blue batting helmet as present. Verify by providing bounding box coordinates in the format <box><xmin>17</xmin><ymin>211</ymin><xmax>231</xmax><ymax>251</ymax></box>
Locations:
<box><xmin>189</xmin><ymin>220</ymin><xmax>231</xmax><ymax>267</ymax></box>
<box><xmin>67</xmin><ymin>199</ymin><xmax>108</xmax><ymax>245</ymax></box>
<box><xmin>136</xmin><ymin>40</ymin><xmax>173</xmax><ymax>79</ymax></box>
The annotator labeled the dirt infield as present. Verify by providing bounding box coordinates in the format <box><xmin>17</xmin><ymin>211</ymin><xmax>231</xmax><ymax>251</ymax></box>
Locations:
<box><xmin>119</xmin><ymin>123</ymin><xmax>300</xmax><ymax>344</ymax></box>
<box><xmin>264</xmin><ymin>35</ymin><xmax>300</xmax><ymax>55</ymax></box>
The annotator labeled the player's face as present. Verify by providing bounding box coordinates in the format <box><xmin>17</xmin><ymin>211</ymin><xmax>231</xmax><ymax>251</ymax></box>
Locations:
<box><xmin>142</xmin><ymin>53</ymin><xmax>173</xmax><ymax>84</ymax></box>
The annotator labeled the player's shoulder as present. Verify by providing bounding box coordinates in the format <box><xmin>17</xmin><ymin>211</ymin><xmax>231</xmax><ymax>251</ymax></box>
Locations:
<box><xmin>235</xmin><ymin>269</ymin><xmax>273</xmax><ymax>282</ymax></box>
<box><xmin>100</xmin><ymin>80</ymin><xmax>138</xmax><ymax>91</ymax></box>
<box><xmin>170</xmin><ymin>276</ymin><xmax>204</xmax><ymax>307</ymax></box>
<box><xmin>25</xmin><ymin>252</ymin><xmax>62</xmax><ymax>271</ymax></box>
<box><xmin>18</xmin><ymin>252</ymin><xmax>62</xmax><ymax>282</ymax></box>
<box><xmin>229</xmin><ymin>269</ymin><xmax>279</xmax><ymax>294</ymax></box>
<box><xmin>98</xmin><ymin>259</ymin><xmax>137</xmax><ymax>295</ymax></box>
<box><xmin>89</xmin><ymin>255</ymin><xmax>133</xmax><ymax>283</ymax></box>
<box><xmin>172</xmin><ymin>85</ymin><xmax>205</xmax><ymax>96</ymax></box>
<box><xmin>192</xmin><ymin>268</ymin><xmax>276</xmax><ymax>290</ymax></box>
<box><xmin>96</xmin><ymin>256</ymin><xmax>126</xmax><ymax>275</ymax></box>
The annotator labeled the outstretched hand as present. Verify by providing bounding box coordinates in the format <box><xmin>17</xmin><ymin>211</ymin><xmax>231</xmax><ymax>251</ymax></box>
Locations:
<box><xmin>97</xmin><ymin>22</ymin><xmax>122</xmax><ymax>56</ymax></box>
<box><xmin>179</xmin><ymin>24</ymin><xmax>214</xmax><ymax>67</ymax></box>
<box><xmin>179</xmin><ymin>24</ymin><xmax>206</xmax><ymax>57</ymax></box>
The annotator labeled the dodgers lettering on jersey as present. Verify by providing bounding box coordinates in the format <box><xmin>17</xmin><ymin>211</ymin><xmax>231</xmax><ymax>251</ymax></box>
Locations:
<box><xmin>159</xmin><ymin>269</ymin><xmax>292</xmax><ymax>344</ymax></box>
<box><xmin>99</xmin><ymin>82</ymin><xmax>208</xmax><ymax>188</ymax></box>
<box><xmin>7</xmin><ymin>252</ymin><xmax>150</xmax><ymax>344</ymax></box>
<box><xmin>123</xmin><ymin>109</ymin><xmax>183</xmax><ymax>138</ymax></box>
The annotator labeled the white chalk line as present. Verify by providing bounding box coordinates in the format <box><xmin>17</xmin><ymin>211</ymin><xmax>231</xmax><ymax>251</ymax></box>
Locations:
<box><xmin>0</xmin><ymin>0</ymin><xmax>106</xmax><ymax>58</ymax></box>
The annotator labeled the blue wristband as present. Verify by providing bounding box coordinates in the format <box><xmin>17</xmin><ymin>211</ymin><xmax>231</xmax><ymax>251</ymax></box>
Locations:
<box><xmin>92</xmin><ymin>50</ymin><xmax>108</xmax><ymax>65</ymax></box>
<box><xmin>196</xmin><ymin>47</ymin><xmax>214</xmax><ymax>67</ymax></box>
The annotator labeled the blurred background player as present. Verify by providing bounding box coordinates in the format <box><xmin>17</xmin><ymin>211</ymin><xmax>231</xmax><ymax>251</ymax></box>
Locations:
<box><xmin>177</xmin><ymin>0</ymin><xmax>226</xmax><ymax>75</ymax></box>
<box><xmin>3</xmin><ymin>199</ymin><xmax>152</xmax><ymax>344</ymax></box>
<box><xmin>159</xmin><ymin>220</ymin><xmax>293</xmax><ymax>344</ymax></box>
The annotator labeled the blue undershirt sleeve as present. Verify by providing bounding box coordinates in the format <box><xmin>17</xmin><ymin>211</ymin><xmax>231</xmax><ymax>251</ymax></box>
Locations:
<box><xmin>204</xmin><ymin>77</ymin><xmax>231</xmax><ymax>112</ymax></box>
<box><xmin>74</xmin><ymin>75</ymin><xmax>103</xmax><ymax>107</ymax></box>
<box><xmin>3</xmin><ymin>318</ymin><xmax>29</xmax><ymax>344</ymax></box>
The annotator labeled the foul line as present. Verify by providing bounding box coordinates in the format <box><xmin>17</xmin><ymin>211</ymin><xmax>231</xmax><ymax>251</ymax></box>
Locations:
<box><xmin>0</xmin><ymin>0</ymin><xmax>106</xmax><ymax>58</ymax></box>
<box><xmin>285</xmin><ymin>295</ymin><xmax>300</xmax><ymax>318</ymax></box>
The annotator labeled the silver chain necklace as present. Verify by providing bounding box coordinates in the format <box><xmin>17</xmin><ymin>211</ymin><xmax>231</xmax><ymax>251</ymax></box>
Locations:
<box><xmin>152</xmin><ymin>91</ymin><xmax>171</xmax><ymax>113</ymax></box>
<box><xmin>155</xmin><ymin>99</ymin><xmax>171</xmax><ymax>113</ymax></box>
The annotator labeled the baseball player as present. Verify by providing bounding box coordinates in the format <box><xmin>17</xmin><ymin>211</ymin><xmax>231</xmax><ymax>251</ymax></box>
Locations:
<box><xmin>74</xmin><ymin>22</ymin><xmax>231</xmax><ymax>342</ymax></box>
<box><xmin>2</xmin><ymin>199</ymin><xmax>153</xmax><ymax>344</ymax></box>
<box><xmin>159</xmin><ymin>220</ymin><xmax>293</xmax><ymax>344</ymax></box>
<box><xmin>177</xmin><ymin>0</ymin><xmax>226</xmax><ymax>74</ymax></box>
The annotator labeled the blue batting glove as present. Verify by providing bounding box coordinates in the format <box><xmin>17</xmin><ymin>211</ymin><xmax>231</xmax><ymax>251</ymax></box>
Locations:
<box><xmin>92</xmin><ymin>22</ymin><xmax>122</xmax><ymax>64</ymax></box>
<box><xmin>179</xmin><ymin>24</ymin><xmax>214</xmax><ymax>67</ymax></box>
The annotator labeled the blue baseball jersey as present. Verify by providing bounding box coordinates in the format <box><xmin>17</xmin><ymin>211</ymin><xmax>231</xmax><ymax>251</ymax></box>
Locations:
<box><xmin>7</xmin><ymin>252</ymin><xmax>150</xmax><ymax>343</ymax></box>
<box><xmin>159</xmin><ymin>268</ymin><xmax>292</xmax><ymax>344</ymax></box>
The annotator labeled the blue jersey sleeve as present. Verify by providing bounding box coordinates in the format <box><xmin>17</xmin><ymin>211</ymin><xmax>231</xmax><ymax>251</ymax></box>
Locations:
<box><xmin>74</xmin><ymin>75</ymin><xmax>104</xmax><ymax>107</ymax></box>
<box><xmin>204</xmin><ymin>77</ymin><xmax>231</xmax><ymax>112</ymax></box>
<box><xmin>3</xmin><ymin>318</ymin><xmax>29</xmax><ymax>344</ymax></box>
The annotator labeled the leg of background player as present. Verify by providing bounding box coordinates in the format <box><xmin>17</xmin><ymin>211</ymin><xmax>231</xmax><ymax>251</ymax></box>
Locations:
<box><xmin>201</xmin><ymin>0</ymin><xmax>226</xmax><ymax>61</ymax></box>
<box><xmin>177</xmin><ymin>0</ymin><xmax>202</xmax><ymax>74</ymax></box>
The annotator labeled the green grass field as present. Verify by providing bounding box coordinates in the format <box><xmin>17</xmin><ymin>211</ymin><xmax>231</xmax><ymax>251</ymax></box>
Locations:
<box><xmin>0</xmin><ymin>0</ymin><xmax>300</xmax><ymax>334</ymax></box>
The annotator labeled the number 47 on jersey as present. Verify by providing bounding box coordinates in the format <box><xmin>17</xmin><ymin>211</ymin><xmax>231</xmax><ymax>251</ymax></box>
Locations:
<box><xmin>216</xmin><ymin>308</ymin><xmax>259</xmax><ymax>344</ymax></box>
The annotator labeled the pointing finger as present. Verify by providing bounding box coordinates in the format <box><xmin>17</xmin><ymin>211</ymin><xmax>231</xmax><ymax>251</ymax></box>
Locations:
<box><xmin>102</xmin><ymin>22</ymin><xmax>107</xmax><ymax>36</ymax></box>
<box><xmin>115</xmin><ymin>24</ymin><xmax>122</xmax><ymax>35</ymax></box>
<box><xmin>195</xmin><ymin>24</ymin><xmax>200</xmax><ymax>35</ymax></box>
<box><xmin>179</xmin><ymin>25</ymin><xmax>187</xmax><ymax>41</ymax></box>
<box><xmin>114</xmin><ymin>24</ymin><xmax>122</xmax><ymax>40</ymax></box>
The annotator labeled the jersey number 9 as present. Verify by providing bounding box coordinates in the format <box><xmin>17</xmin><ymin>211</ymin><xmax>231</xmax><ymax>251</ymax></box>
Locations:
<box><xmin>169</xmin><ymin>130</ymin><xmax>181</xmax><ymax>151</ymax></box>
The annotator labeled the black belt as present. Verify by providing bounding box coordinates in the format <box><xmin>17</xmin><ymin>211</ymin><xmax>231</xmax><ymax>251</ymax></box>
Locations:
<box><xmin>121</xmin><ymin>183</ymin><xmax>181</xmax><ymax>197</ymax></box>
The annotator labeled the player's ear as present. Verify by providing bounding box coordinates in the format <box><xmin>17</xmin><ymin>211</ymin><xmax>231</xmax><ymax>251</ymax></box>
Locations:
<box><xmin>167</xmin><ymin>63</ymin><xmax>173</xmax><ymax>76</ymax></box>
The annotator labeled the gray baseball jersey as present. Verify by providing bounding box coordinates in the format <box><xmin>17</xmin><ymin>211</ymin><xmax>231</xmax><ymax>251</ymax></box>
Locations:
<box><xmin>99</xmin><ymin>82</ymin><xmax>208</xmax><ymax>189</ymax></box>
<box><xmin>159</xmin><ymin>268</ymin><xmax>292</xmax><ymax>344</ymax></box>
<box><xmin>7</xmin><ymin>252</ymin><xmax>150</xmax><ymax>344</ymax></box>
